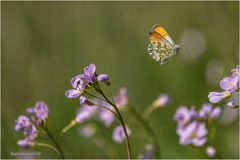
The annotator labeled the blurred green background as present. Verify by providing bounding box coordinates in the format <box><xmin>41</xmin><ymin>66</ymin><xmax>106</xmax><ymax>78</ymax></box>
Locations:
<box><xmin>1</xmin><ymin>1</ymin><xmax>239</xmax><ymax>159</ymax></box>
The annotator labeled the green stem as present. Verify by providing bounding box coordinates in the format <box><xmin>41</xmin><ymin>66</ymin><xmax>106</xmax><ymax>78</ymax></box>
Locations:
<box><xmin>43</xmin><ymin>126</ymin><xmax>65</xmax><ymax>159</ymax></box>
<box><xmin>143</xmin><ymin>105</ymin><xmax>156</xmax><ymax>119</ymax></box>
<box><xmin>85</xmin><ymin>90</ymin><xmax>120</xmax><ymax>119</ymax></box>
<box><xmin>96</xmin><ymin>87</ymin><xmax>132</xmax><ymax>160</ymax></box>
<box><xmin>36</xmin><ymin>142</ymin><xmax>60</xmax><ymax>156</ymax></box>
<box><xmin>61</xmin><ymin>120</ymin><xmax>77</xmax><ymax>136</ymax></box>
<box><xmin>93</xmin><ymin>103</ymin><xmax>120</xmax><ymax>120</ymax></box>
<box><xmin>84</xmin><ymin>91</ymin><xmax>107</xmax><ymax>102</ymax></box>
<box><xmin>209</xmin><ymin>125</ymin><xmax>216</xmax><ymax>141</ymax></box>
<box><xmin>108</xmin><ymin>86</ymin><xmax>116</xmax><ymax>105</ymax></box>
<box><xmin>128</xmin><ymin>105</ymin><xmax>161</xmax><ymax>159</ymax></box>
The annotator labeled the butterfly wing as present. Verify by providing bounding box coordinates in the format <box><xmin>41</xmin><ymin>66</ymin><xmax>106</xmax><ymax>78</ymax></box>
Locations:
<box><xmin>148</xmin><ymin>25</ymin><xmax>178</xmax><ymax>64</ymax></box>
<box><xmin>147</xmin><ymin>41</ymin><xmax>173</xmax><ymax>64</ymax></box>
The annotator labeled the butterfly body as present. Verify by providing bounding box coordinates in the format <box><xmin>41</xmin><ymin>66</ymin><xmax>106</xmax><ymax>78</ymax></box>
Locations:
<box><xmin>147</xmin><ymin>25</ymin><xmax>180</xmax><ymax>64</ymax></box>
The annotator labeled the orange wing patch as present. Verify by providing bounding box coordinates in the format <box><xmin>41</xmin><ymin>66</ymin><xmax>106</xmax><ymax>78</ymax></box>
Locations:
<box><xmin>154</xmin><ymin>26</ymin><xmax>168</xmax><ymax>37</ymax></box>
<box><xmin>148</xmin><ymin>33</ymin><xmax>162</xmax><ymax>42</ymax></box>
<box><xmin>148</xmin><ymin>25</ymin><xmax>169</xmax><ymax>42</ymax></box>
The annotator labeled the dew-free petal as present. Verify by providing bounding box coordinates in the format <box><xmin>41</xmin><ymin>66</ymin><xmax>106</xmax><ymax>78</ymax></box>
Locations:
<box><xmin>208</xmin><ymin>91</ymin><xmax>230</xmax><ymax>103</ymax></box>
<box><xmin>15</xmin><ymin>116</ymin><xmax>32</xmax><ymax>131</ymax></box>
<box><xmin>71</xmin><ymin>74</ymin><xmax>86</xmax><ymax>89</ymax></box>
<box><xmin>65</xmin><ymin>89</ymin><xmax>81</xmax><ymax>98</ymax></box>
<box><xmin>211</xmin><ymin>107</ymin><xmax>221</xmax><ymax>118</ymax></box>
<box><xmin>17</xmin><ymin>139</ymin><xmax>34</xmax><ymax>149</ymax></box>
<box><xmin>192</xmin><ymin>137</ymin><xmax>206</xmax><ymax>146</ymax></box>
<box><xmin>220</xmin><ymin>76</ymin><xmax>238</xmax><ymax>91</ymax></box>
<box><xmin>84</xmin><ymin>63</ymin><xmax>96</xmax><ymax>83</ymax></box>
<box><xmin>114</xmin><ymin>87</ymin><xmax>128</xmax><ymax>108</ymax></box>
<box><xmin>112</xmin><ymin>125</ymin><xmax>131</xmax><ymax>144</ymax></box>
<box><xmin>99</xmin><ymin>110</ymin><xmax>114</xmax><ymax>127</ymax></box>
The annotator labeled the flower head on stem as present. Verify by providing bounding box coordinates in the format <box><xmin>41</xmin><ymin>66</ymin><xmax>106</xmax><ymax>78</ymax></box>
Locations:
<box><xmin>64</xmin><ymin>63</ymin><xmax>132</xmax><ymax>159</ymax></box>
<box><xmin>174</xmin><ymin>103</ymin><xmax>223</xmax><ymax>158</ymax></box>
<box><xmin>15</xmin><ymin>101</ymin><xmax>64</xmax><ymax>158</ymax></box>
<box><xmin>208</xmin><ymin>64</ymin><xmax>239</xmax><ymax>108</ymax></box>
<box><xmin>143</xmin><ymin>94</ymin><xmax>170</xmax><ymax>119</ymax></box>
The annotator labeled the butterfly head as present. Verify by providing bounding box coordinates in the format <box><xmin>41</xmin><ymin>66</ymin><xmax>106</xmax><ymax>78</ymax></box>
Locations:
<box><xmin>148</xmin><ymin>28</ymin><xmax>154</xmax><ymax>36</ymax></box>
<box><xmin>173</xmin><ymin>44</ymin><xmax>181</xmax><ymax>55</ymax></box>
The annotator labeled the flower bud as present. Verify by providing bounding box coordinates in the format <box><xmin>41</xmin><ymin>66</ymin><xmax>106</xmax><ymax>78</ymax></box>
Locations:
<box><xmin>17</xmin><ymin>139</ymin><xmax>35</xmax><ymax>149</ymax></box>
<box><xmin>79</xmin><ymin>96</ymin><xmax>94</xmax><ymax>106</ymax></box>
<box><xmin>152</xmin><ymin>94</ymin><xmax>170</xmax><ymax>108</ymax></box>
<box><xmin>97</xmin><ymin>74</ymin><xmax>110</xmax><ymax>85</ymax></box>
<box><xmin>206</xmin><ymin>146</ymin><xmax>216</xmax><ymax>157</ymax></box>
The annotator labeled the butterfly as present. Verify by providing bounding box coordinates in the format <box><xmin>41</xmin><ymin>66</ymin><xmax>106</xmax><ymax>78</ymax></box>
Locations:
<box><xmin>147</xmin><ymin>25</ymin><xmax>181</xmax><ymax>65</ymax></box>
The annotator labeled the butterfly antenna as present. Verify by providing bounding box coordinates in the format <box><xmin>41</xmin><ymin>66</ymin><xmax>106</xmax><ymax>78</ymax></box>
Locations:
<box><xmin>181</xmin><ymin>46</ymin><xmax>191</xmax><ymax>59</ymax></box>
<box><xmin>180</xmin><ymin>39</ymin><xmax>191</xmax><ymax>46</ymax></box>
<box><xmin>178</xmin><ymin>38</ymin><xmax>191</xmax><ymax>58</ymax></box>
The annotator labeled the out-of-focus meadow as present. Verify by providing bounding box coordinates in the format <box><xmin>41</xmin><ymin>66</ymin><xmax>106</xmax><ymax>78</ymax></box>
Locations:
<box><xmin>1</xmin><ymin>1</ymin><xmax>239</xmax><ymax>159</ymax></box>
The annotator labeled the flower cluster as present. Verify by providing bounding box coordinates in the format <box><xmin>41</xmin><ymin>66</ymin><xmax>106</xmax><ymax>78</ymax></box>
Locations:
<box><xmin>64</xmin><ymin>64</ymin><xmax>119</xmax><ymax>129</ymax></box>
<box><xmin>174</xmin><ymin>103</ymin><xmax>221</xmax><ymax>147</ymax></box>
<box><xmin>15</xmin><ymin>101</ymin><xmax>49</xmax><ymax>148</ymax></box>
<box><xmin>208</xmin><ymin>65</ymin><xmax>239</xmax><ymax>108</ymax></box>
<box><xmin>64</xmin><ymin>64</ymin><xmax>132</xmax><ymax>158</ymax></box>
<box><xmin>15</xmin><ymin>116</ymin><xmax>38</xmax><ymax>148</ymax></box>
<box><xmin>63</xmin><ymin>86</ymin><xmax>130</xmax><ymax>144</ymax></box>
<box><xmin>65</xmin><ymin>63</ymin><xmax>110</xmax><ymax>100</ymax></box>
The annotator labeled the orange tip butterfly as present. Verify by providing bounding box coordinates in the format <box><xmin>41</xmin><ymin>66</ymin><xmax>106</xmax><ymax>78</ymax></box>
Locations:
<box><xmin>147</xmin><ymin>25</ymin><xmax>181</xmax><ymax>65</ymax></box>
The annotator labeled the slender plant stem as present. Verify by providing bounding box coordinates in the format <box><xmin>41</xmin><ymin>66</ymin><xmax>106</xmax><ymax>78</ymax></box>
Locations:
<box><xmin>86</xmin><ymin>92</ymin><xmax>119</xmax><ymax>119</ymax></box>
<box><xmin>84</xmin><ymin>91</ymin><xmax>107</xmax><ymax>102</ymax></box>
<box><xmin>108</xmin><ymin>86</ymin><xmax>115</xmax><ymax>104</ymax></box>
<box><xmin>43</xmin><ymin>126</ymin><xmax>65</xmax><ymax>159</ymax></box>
<box><xmin>128</xmin><ymin>105</ymin><xmax>161</xmax><ymax>159</ymax></box>
<box><xmin>206</xmin><ymin>122</ymin><xmax>222</xmax><ymax>159</ymax></box>
<box><xmin>36</xmin><ymin>142</ymin><xmax>60</xmax><ymax>155</ymax></box>
<box><xmin>143</xmin><ymin>105</ymin><xmax>156</xmax><ymax>119</ymax></box>
<box><xmin>93</xmin><ymin>103</ymin><xmax>120</xmax><ymax>120</ymax></box>
<box><xmin>61</xmin><ymin>120</ymin><xmax>77</xmax><ymax>135</ymax></box>
<box><xmin>96</xmin><ymin>87</ymin><xmax>132</xmax><ymax>160</ymax></box>
<box><xmin>61</xmin><ymin>100</ymin><xmax>120</xmax><ymax>136</ymax></box>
